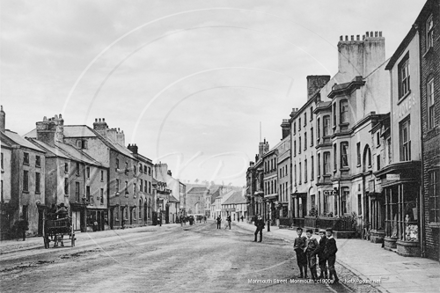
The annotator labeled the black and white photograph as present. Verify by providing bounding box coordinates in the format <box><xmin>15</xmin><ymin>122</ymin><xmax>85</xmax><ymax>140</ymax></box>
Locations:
<box><xmin>1</xmin><ymin>0</ymin><xmax>439</xmax><ymax>292</ymax></box>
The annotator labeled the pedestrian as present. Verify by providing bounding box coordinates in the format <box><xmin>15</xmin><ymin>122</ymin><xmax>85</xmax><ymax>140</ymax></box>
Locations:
<box><xmin>305</xmin><ymin>229</ymin><xmax>318</xmax><ymax>281</ymax></box>
<box><xmin>216</xmin><ymin>216</ymin><xmax>221</xmax><ymax>229</ymax></box>
<box><xmin>17</xmin><ymin>215</ymin><xmax>28</xmax><ymax>241</ymax></box>
<box><xmin>313</xmin><ymin>229</ymin><xmax>328</xmax><ymax>279</ymax></box>
<box><xmin>293</xmin><ymin>227</ymin><xmax>307</xmax><ymax>278</ymax></box>
<box><xmin>241</xmin><ymin>215</ymin><xmax>244</xmax><ymax>222</ymax></box>
<box><xmin>253</xmin><ymin>215</ymin><xmax>264</xmax><ymax>242</ymax></box>
<box><xmin>204</xmin><ymin>216</ymin><xmax>207</xmax><ymax>223</ymax></box>
<box><xmin>55</xmin><ymin>203</ymin><xmax>68</xmax><ymax>219</ymax></box>
<box><xmin>180</xmin><ymin>215</ymin><xmax>183</xmax><ymax>227</ymax></box>
<box><xmin>324</xmin><ymin>229</ymin><xmax>339</xmax><ymax>284</ymax></box>
<box><xmin>158</xmin><ymin>215</ymin><xmax>162</xmax><ymax>227</ymax></box>
<box><xmin>226</xmin><ymin>214</ymin><xmax>232</xmax><ymax>230</ymax></box>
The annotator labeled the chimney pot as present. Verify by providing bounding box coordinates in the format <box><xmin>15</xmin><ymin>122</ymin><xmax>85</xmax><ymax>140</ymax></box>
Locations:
<box><xmin>370</xmin><ymin>31</ymin><xmax>373</xmax><ymax>37</ymax></box>
<box><xmin>379</xmin><ymin>31</ymin><xmax>382</xmax><ymax>37</ymax></box>
<box><xmin>356</xmin><ymin>35</ymin><xmax>360</xmax><ymax>41</ymax></box>
<box><xmin>375</xmin><ymin>31</ymin><xmax>378</xmax><ymax>37</ymax></box>
<box><xmin>366</xmin><ymin>32</ymin><xmax>369</xmax><ymax>37</ymax></box>
<box><xmin>351</xmin><ymin>35</ymin><xmax>354</xmax><ymax>41</ymax></box>
<box><xmin>103</xmin><ymin>118</ymin><xmax>105</xmax><ymax>122</ymax></box>
<box><xmin>345</xmin><ymin>35</ymin><xmax>348</xmax><ymax>41</ymax></box>
<box><xmin>339</xmin><ymin>36</ymin><xmax>343</xmax><ymax>41</ymax></box>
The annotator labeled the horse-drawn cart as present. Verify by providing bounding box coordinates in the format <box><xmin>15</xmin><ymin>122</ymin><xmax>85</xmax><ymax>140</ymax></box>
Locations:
<box><xmin>42</xmin><ymin>214</ymin><xmax>76</xmax><ymax>248</ymax></box>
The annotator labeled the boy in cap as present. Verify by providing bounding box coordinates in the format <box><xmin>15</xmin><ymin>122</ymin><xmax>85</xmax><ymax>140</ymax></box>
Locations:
<box><xmin>313</xmin><ymin>229</ymin><xmax>328</xmax><ymax>279</ymax></box>
<box><xmin>305</xmin><ymin>229</ymin><xmax>318</xmax><ymax>281</ymax></box>
<box><xmin>324</xmin><ymin>229</ymin><xmax>339</xmax><ymax>283</ymax></box>
<box><xmin>293</xmin><ymin>227</ymin><xmax>307</xmax><ymax>278</ymax></box>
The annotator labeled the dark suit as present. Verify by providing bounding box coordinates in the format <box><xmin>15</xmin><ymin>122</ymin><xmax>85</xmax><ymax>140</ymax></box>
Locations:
<box><xmin>313</xmin><ymin>236</ymin><xmax>328</xmax><ymax>279</ymax></box>
<box><xmin>293</xmin><ymin>236</ymin><xmax>307</xmax><ymax>277</ymax></box>
<box><xmin>323</xmin><ymin>237</ymin><xmax>339</xmax><ymax>282</ymax></box>
<box><xmin>216</xmin><ymin>217</ymin><xmax>221</xmax><ymax>229</ymax></box>
<box><xmin>254</xmin><ymin>218</ymin><xmax>264</xmax><ymax>242</ymax></box>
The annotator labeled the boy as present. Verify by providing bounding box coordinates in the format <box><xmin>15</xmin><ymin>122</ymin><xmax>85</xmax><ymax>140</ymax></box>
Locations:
<box><xmin>293</xmin><ymin>227</ymin><xmax>307</xmax><ymax>278</ymax></box>
<box><xmin>313</xmin><ymin>229</ymin><xmax>328</xmax><ymax>279</ymax></box>
<box><xmin>324</xmin><ymin>229</ymin><xmax>339</xmax><ymax>284</ymax></box>
<box><xmin>305</xmin><ymin>229</ymin><xmax>318</xmax><ymax>281</ymax></box>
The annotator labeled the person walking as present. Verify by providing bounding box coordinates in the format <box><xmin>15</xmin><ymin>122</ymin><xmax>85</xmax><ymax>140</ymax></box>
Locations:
<box><xmin>17</xmin><ymin>215</ymin><xmax>28</xmax><ymax>241</ymax></box>
<box><xmin>253</xmin><ymin>215</ymin><xmax>265</xmax><ymax>242</ymax></box>
<box><xmin>305</xmin><ymin>229</ymin><xmax>319</xmax><ymax>281</ymax></box>
<box><xmin>313</xmin><ymin>229</ymin><xmax>328</xmax><ymax>279</ymax></box>
<box><xmin>324</xmin><ymin>229</ymin><xmax>339</xmax><ymax>284</ymax></box>
<box><xmin>240</xmin><ymin>215</ymin><xmax>244</xmax><ymax>222</ymax></box>
<box><xmin>226</xmin><ymin>214</ymin><xmax>232</xmax><ymax>230</ymax></box>
<box><xmin>293</xmin><ymin>227</ymin><xmax>307</xmax><ymax>278</ymax></box>
<box><xmin>216</xmin><ymin>216</ymin><xmax>221</xmax><ymax>229</ymax></box>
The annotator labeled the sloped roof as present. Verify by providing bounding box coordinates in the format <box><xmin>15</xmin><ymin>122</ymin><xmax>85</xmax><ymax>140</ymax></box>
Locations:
<box><xmin>3</xmin><ymin>130</ymin><xmax>44</xmax><ymax>152</ymax></box>
<box><xmin>56</xmin><ymin>142</ymin><xmax>102</xmax><ymax>166</ymax></box>
<box><xmin>169</xmin><ymin>195</ymin><xmax>179</xmax><ymax>202</ymax></box>
<box><xmin>187</xmin><ymin>186</ymin><xmax>208</xmax><ymax>194</ymax></box>
<box><xmin>222</xmin><ymin>191</ymin><xmax>247</xmax><ymax>205</ymax></box>
<box><xmin>28</xmin><ymin>139</ymin><xmax>70</xmax><ymax>159</ymax></box>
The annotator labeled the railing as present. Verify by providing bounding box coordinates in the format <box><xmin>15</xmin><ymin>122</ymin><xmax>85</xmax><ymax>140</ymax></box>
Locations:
<box><xmin>292</xmin><ymin>218</ymin><xmax>304</xmax><ymax>227</ymax></box>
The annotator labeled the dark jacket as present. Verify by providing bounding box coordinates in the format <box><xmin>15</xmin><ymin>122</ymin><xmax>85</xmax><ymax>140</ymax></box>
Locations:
<box><xmin>255</xmin><ymin>218</ymin><xmax>265</xmax><ymax>229</ymax></box>
<box><xmin>293</xmin><ymin>236</ymin><xmax>306</xmax><ymax>252</ymax></box>
<box><xmin>313</xmin><ymin>236</ymin><xmax>328</xmax><ymax>258</ymax></box>
<box><xmin>323</xmin><ymin>237</ymin><xmax>338</xmax><ymax>258</ymax></box>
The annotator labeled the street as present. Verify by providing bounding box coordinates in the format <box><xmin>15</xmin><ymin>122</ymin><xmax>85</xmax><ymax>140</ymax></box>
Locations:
<box><xmin>1</xmin><ymin>222</ymin><xmax>374</xmax><ymax>293</ymax></box>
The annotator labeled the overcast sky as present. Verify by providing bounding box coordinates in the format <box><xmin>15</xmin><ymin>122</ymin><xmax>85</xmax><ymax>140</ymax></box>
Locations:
<box><xmin>1</xmin><ymin>0</ymin><xmax>426</xmax><ymax>186</ymax></box>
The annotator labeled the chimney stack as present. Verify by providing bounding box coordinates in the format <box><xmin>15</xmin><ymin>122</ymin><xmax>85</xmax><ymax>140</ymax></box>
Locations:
<box><xmin>306</xmin><ymin>75</ymin><xmax>331</xmax><ymax>99</ymax></box>
<box><xmin>127</xmin><ymin>143</ymin><xmax>138</xmax><ymax>154</ymax></box>
<box><xmin>280</xmin><ymin>119</ymin><xmax>291</xmax><ymax>139</ymax></box>
<box><xmin>0</xmin><ymin>105</ymin><xmax>5</xmax><ymax>132</ymax></box>
<box><xmin>36</xmin><ymin>114</ymin><xmax>64</xmax><ymax>147</ymax></box>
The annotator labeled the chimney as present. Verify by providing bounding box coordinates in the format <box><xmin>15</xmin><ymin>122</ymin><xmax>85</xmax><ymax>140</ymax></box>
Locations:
<box><xmin>93</xmin><ymin>118</ymin><xmax>108</xmax><ymax>135</ymax></box>
<box><xmin>127</xmin><ymin>143</ymin><xmax>138</xmax><ymax>154</ymax></box>
<box><xmin>116</xmin><ymin>129</ymin><xmax>125</xmax><ymax>147</ymax></box>
<box><xmin>167</xmin><ymin>170</ymin><xmax>172</xmax><ymax>177</ymax></box>
<box><xmin>337</xmin><ymin>31</ymin><xmax>385</xmax><ymax>80</ymax></box>
<box><xmin>0</xmin><ymin>105</ymin><xmax>5</xmax><ymax>132</ymax></box>
<box><xmin>36</xmin><ymin>114</ymin><xmax>64</xmax><ymax>147</ymax></box>
<box><xmin>280</xmin><ymin>119</ymin><xmax>291</xmax><ymax>139</ymax></box>
<box><xmin>306</xmin><ymin>75</ymin><xmax>330</xmax><ymax>99</ymax></box>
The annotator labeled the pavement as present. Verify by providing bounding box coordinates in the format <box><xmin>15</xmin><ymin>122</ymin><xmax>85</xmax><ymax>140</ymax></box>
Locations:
<box><xmin>234</xmin><ymin>220</ymin><xmax>440</xmax><ymax>293</ymax></box>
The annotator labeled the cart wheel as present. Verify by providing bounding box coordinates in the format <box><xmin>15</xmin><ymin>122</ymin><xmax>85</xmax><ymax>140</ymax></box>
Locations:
<box><xmin>71</xmin><ymin>234</ymin><xmax>75</xmax><ymax>247</ymax></box>
<box><xmin>44</xmin><ymin>236</ymin><xmax>49</xmax><ymax>249</ymax></box>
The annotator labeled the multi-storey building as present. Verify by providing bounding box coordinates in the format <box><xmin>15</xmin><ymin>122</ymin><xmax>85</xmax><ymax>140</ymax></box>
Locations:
<box><xmin>419</xmin><ymin>0</ymin><xmax>440</xmax><ymax>261</ymax></box>
<box><xmin>278</xmin><ymin>120</ymin><xmax>291</xmax><ymax>227</ymax></box>
<box><xmin>262</xmin><ymin>141</ymin><xmax>279</xmax><ymax>225</ymax></box>
<box><xmin>0</xmin><ymin>107</ymin><xmax>46</xmax><ymax>237</ymax></box>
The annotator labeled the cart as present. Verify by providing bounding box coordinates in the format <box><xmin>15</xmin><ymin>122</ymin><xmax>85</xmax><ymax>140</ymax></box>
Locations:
<box><xmin>42</xmin><ymin>213</ymin><xmax>75</xmax><ymax>248</ymax></box>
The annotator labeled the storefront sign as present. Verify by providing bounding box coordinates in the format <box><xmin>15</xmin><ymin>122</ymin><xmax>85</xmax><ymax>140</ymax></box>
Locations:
<box><xmin>324</xmin><ymin>190</ymin><xmax>336</xmax><ymax>196</ymax></box>
<box><xmin>387</xmin><ymin>174</ymin><xmax>400</xmax><ymax>181</ymax></box>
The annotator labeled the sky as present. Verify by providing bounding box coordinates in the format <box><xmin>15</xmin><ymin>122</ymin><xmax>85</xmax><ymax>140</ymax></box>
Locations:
<box><xmin>0</xmin><ymin>0</ymin><xmax>427</xmax><ymax>186</ymax></box>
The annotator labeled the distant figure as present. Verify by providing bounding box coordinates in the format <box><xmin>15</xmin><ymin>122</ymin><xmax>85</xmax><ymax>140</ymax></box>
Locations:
<box><xmin>56</xmin><ymin>203</ymin><xmax>68</xmax><ymax>219</ymax></box>
<box><xmin>293</xmin><ymin>227</ymin><xmax>307</xmax><ymax>278</ymax></box>
<box><xmin>17</xmin><ymin>215</ymin><xmax>28</xmax><ymax>241</ymax></box>
<box><xmin>241</xmin><ymin>215</ymin><xmax>244</xmax><ymax>222</ymax></box>
<box><xmin>158</xmin><ymin>215</ymin><xmax>162</xmax><ymax>227</ymax></box>
<box><xmin>226</xmin><ymin>214</ymin><xmax>232</xmax><ymax>230</ymax></box>
<box><xmin>180</xmin><ymin>215</ymin><xmax>184</xmax><ymax>227</ymax></box>
<box><xmin>324</xmin><ymin>229</ymin><xmax>339</xmax><ymax>284</ymax></box>
<box><xmin>254</xmin><ymin>215</ymin><xmax>265</xmax><ymax>242</ymax></box>
<box><xmin>204</xmin><ymin>216</ymin><xmax>207</xmax><ymax>223</ymax></box>
<box><xmin>216</xmin><ymin>216</ymin><xmax>221</xmax><ymax>229</ymax></box>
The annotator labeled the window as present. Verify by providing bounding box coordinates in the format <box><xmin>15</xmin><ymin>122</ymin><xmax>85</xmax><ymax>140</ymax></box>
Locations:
<box><xmin>144</xmin><ymin>166</ymin><xmax>147</xmax><ymax>173</ymax></box>
<box><xmin>133</xmin><ymin>183</ymin><xmax>137</xmax><ymax>194</ymax></box>
<box><xmin>324</xmin><ymin>152</ymin><xmax>330</xmax><ymax>175</ymax></box>
<box><xmin>341</xmin><ymin>187</ymin><xmax>349</xmax><ymax>215</ymax></box>
<box><xmin>140</xmin><ymin>180</ymin><xmax>143</xmax><ymax>192</ymax></box>
<box><xmin>134</xmin><ymin>165</ymin><xmax>137</xmax><ymax>175</ymax></box>
<box><xmin>340</xmin><ymin>100</ymin><xmax>348</xmax><ymax>124</ymax></box>
<box><xmin>323</xmin><ymin>116</ymin><xmax>330</xmax><ymax>137</ymax></box>
<box><xmin>86</xmin><ymin>167</ymin><xmax>90</xmax><ymax>179</ymax></box>
<box><xmin>311</xmin><ymin>155</ymin><xmax>314</xmax><ymax>181</ymax></box>
<box><xmin>65</xmin><ymin>163</ymin><xmax>68</xmax><ymax>173</ymax></box>
<box><xmin>125</xmin><ymin>162</ymin><xmax>128</xmax><ymax>170</ymax></box>
<box><xmin>317</xmin><ymin>153</ymin><xmax>321</xmax><ymax>177</ymax></box>
<box><xmin>429</xmin><ymin>170</ymin><xmax>439</xmax><ymax>223</ymax></box>
<box><xmin>116</xmin><ymin>179</ymin><xmax>120</xmax><ymax>194</ymax></box>
<box><xmin>64</xmin><ymin>178</ymin><xmax>69</xmax><ymax>195</ymax></box>
<box><xmin>298</xmin><ymin>118</ymin><xmax>301</xmax><ymax>130</ymax></box>
<box><xmin>299</xmin><ymin>137</ymin><xmax>302</xmax><ymax>154</ymax></box>
<box><xmin>427</xmin><ymin>78</ymin><xmax>435</xmax><ymax>129</ymax></box>
<box><xmin>357</xmin><ymin>142</ymin><xmax>361</xmax><ymax>166</ymax></box>
<box><xmin>36</xmin><ymin>155</ymin><xmax>41</xmax><ymax>167</ymax></box>
<box><xmin>125</xmin><ymin>181</ymin><xmax>129</xmax><ymax>194</ymax></box>
<box><xmin>100</xmin><ymin>188</ymin><xmax>104</xmax><ymax>204</ymax></box>
<box><xmin>304</xmin><ymin>159</ymin><xmax>308</xmax><ymax>183</ymax></box>
<box><xmin>376</xmin><ymin>154</ymin><xmax>381</xmax><ymax>171</ymax></box>
<box><xmin>81</xmin><ymin>140</ymin><xmax>88</xmax><ymax>149</ymax></box>
<box><xmin>100</xmin><ymin>170</ymin><xmax>104</xmax><ymax>181</ymax></box>
<box><xmin>358</xmin><ymin>194</ymin><xmax>362</xmax><ymax>215</ymax></box>
<box><xmin>293</xmin><ymin>122</ymin><xmax>296</xmax><ymax>134</ymax></box>
<box><xmin>294</xmin><ymin>141</ymin><xmax>297</xmax><ymax>156</ymax></box>
<box><xmin>1</xmin><ymin>180</ymin><xmax>3</xmax><ymax>201</ymax></box>
<box><xmin>376</xmin><ymin>132</ymin><xmax>381</xmax><ymax>147</ymax></box>
<box><xmin>139</xmin><ymin>200</ymin><xmax>142</xmax><ymax>218</ymax></box>
<box><xmin>148</xmin><ymin>167</ymin><xmax>151</xmax><ymax>176</ymax></box>
<box><xmin>77</xmin><ymin>183</ymin><xmax>81</xmax><ymax>201</ymax></box>
<box><xmin>310</xmin><ymin>107</ymin><xmax>313</xmax><ymax>121</ymax></box>
<box><xmin>333</xmin><ymin>103</ymin><xmax>337</xmax><ymax>128</ymax></box>
<box><xmin>304</xmin><ymin>132</ymin><xmax>307</xmax><ymax>150</ymax></box>
<box><xmin>317</xmin><ymin>118</ymin><xmax>321</xmax><ymax>142</ymax></box>
<box><xmin>24</xmin><ymin>152</ymin><xmax>29</xmax><ymax>165</ymax></box>
<box><xmin>398</xmin><ymin>55</ymin><xmax>410</xmax><ymax>98</ymax></box>
<box><xmin>387</xmin><ymin>138</ymin><xmax>392</xmax><ymax>164</ymax></box>
<box><xmin>86</xmin><ymin>185</ymin><xmax>91</xmax><ymax>201</ymax></box>
<box><xmin>115</xmin><ymin>208</ymin><xmax>119</xmax><ymax>220</ymax></box>
<box><xmin>23</xmin><ymin>170</ymin><xmax>29</xmax><ymax>192</ymax></box>
<box><xmin>116</xmin><ymin>158</ymin><xmax>120</xmax><ymax>169</ymax></box>
<box><xmin>310</xmin><ymin>128</ymin><xmax>314</xmax><ymax>147</ymax></box>
<box><xmin>426</xmin><ymin>14</ymin><xmax>434</xmax><ymax>50</ymax></box>
<box><xmin>333</xmin><ymin>144</ymin><xmax>337</xmax><ymax>170</ymax></box>
<box><xmin>304</xmin><ymin>113</ymin><xmax>307</xmax><ymax>126</ymax></box>
<box><xmin>148</xmin><ymin>181</ymin><xmax>151</xmax><ymax>193</ymax></box>
<box><xmin>294</xmin><ymin>164</ymin><xmax>297</xmax><ymax>185</ymax></box>
<box><xmin>340</xmin><ymin>142</ymin><xmax>349</xmax><ymax>168</ymax></box>
<box><xmin>76</xmin><ymin>162</ymin><xmax>80</xmax><ymax>176</ymax></box>
<box><xmin>1</xmin><ymin>153</ymin><xmax>3</xmax><ymax>170</ymax></box>
<box><xmin>400</xmin><ymin>117</ymin><xmax>411</xmax><ymax>161</ymax></box>
<box><xmin>35</xmin><ymin>172</ymin><xmax>40</xmax><ymax>193</ymax></box>
<box><xmin>299</xmin><ymin>162</ymin><xmax>302</xmax><ymax>184</ymax></box>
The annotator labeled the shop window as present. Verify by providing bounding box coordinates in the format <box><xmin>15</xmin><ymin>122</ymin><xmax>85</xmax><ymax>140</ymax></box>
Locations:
<box><xmin>427</xmin><ymin>78</ymin><xmax>435</xmax><ymax>129</ymax></box>
<box><xmin>398</xmin><ymin>54</ymin><xmax>410</xmax><ymax>99</ymax></box>
<box><xmin>399</xmin><ymin>117</ymin><xmax>411</xmax><ymax>161</ymax></box>
<box><xmin>429</xmin><ymin>170</ymin><xmax>439</xmax><ymax>223</ymax></box>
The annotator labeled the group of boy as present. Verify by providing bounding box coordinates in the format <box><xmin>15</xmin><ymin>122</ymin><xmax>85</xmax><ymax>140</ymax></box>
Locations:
<box><xmin>293</xmin><ymin>227</ymin><xmax>339</xmax><ymax>284</ymax></box>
